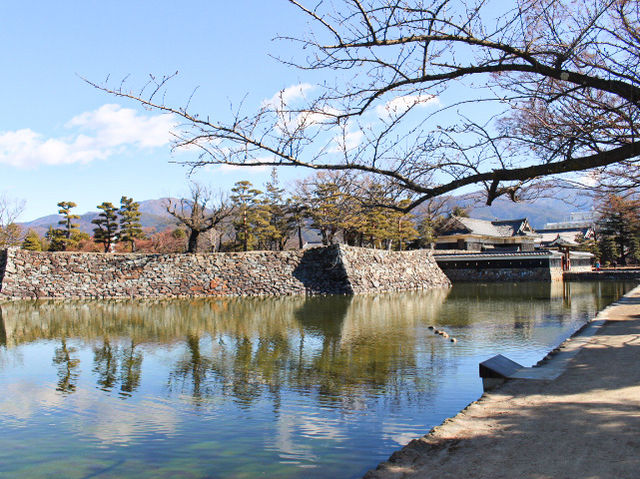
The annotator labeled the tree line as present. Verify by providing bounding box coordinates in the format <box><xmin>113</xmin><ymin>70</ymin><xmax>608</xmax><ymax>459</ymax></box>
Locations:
<box><xmin>5</xmin><ymin>169</ymin><xmax>640</xmax><ymax>263</ymax></box>
<box><xmin>23</xmin><ymin>197</ymin><xmax>145</xmax><ymax>253</ymax></box>
<box><xmin>17</xmin><ymin>170</ymin><xmax>434</xmax><ymax>254</ymax></box>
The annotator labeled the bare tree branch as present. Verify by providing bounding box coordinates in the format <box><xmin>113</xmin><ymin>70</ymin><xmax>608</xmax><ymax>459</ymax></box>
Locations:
<box><xmin>88</xmin><ymin>0</ymin><xmax>640</xmax><ymax>209</ymax></box>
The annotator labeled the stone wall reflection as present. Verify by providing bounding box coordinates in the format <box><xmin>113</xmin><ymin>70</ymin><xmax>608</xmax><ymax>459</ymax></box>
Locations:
<box><xmin>0</xmin><ymin>290</ymin><xmax>453</xmax><ymax>407</ymax></box>
<box><xmin>0</xmin><ymin>281</ymin><xmax>633</xmax><ymax>409</ymax></box>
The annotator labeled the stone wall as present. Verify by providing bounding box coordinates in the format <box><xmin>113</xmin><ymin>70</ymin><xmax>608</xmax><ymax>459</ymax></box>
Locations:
<box><xmin>0</xmin><ymin>245</ymin><xmax>450</xmax><ymax>300</ymax></box>
<box><xmin>339</xmin><ymin>247</ymin><xmax>452</xmax><ymax>293</ymax></box>
<box><xmin>439</xmin><ymin>266</ymin><xmax>563</xmax><ymax>282</ymax></box>
<box><xmin>434</xmin><ymin>252</ymin><xmax>564</xmax><ymax>282</ymax></box>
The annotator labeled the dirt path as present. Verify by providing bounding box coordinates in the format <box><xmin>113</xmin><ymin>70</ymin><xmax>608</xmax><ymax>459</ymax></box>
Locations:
<box><xmin>365</xmin><ymin>285</ymin><xmax>640</xmax><ymax>479</ymax></box>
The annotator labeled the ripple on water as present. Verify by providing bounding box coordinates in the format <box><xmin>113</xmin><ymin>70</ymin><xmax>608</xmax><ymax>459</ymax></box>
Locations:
<box><xmin>0</xmin><ymin>281</ymin><xmax>635</xmax><ymax>479</ymax></box>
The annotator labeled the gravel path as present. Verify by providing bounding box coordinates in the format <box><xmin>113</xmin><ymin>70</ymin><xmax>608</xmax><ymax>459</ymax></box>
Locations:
<box><xmin>365</xmin><ymin>285</ymin><xmax>640</xmax><ymax>479</ymax></box>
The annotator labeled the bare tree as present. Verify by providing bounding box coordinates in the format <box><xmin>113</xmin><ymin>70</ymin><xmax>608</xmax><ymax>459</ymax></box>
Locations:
<box><xmin>166</xmin><ymin>183</ymin><xmax>233</xmax><ymax>253</ymax></box>
<box><xmin>90</xmin><ymin>0</ymin><xmax>640</xmax><ymax>209</ymax></box>
<box><xmin>0</xmin><ymin>193</ymin><xmax>25</xmax><ymax>248</ymax></box>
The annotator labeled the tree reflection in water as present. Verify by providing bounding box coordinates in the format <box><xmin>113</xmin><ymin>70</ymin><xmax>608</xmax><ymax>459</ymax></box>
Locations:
<box><xmin>0</xmin><ymin>281</ymin><xmax>634</xmax><ymax>409</ymax></box>
<box><xmin>169</xmin><ymin>334</ymin><xmax>213</xmax><ymax>402</ymax></box>
<box><xmin>52</xmin><ymin>338</ymin><xmax>80</xmax><ymax>394</ymax></box>
<box><xmin>92</xmin><ymin>338</ymin><xmax>142</xmax><ymax>397</ymax></box>
<box><xmin>119</xmin><ymin>340</ymin><xmax>142</xmax><ymax>397</ymax></box>
<box><xmin>93</xmin><ymin>338</ymin><xmax>118</xmax><ymax>391</ymax></box>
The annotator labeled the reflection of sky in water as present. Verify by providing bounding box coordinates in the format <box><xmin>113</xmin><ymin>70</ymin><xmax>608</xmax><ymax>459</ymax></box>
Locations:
<box><xmin>0</xmin><ymin>281</ymin><xmax>635</xmax><ymax>479</ymax></box>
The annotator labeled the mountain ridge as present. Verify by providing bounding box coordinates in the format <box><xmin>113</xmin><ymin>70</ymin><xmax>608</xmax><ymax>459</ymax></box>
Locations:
<box><xmin>18</xmin><ymin>193</ymin><xmax>594</xmax><ymax>237</ymax></box>
<box><xmin>20</xmin><ymin>199</ymin><xmax>178</xmax><ymax>237</ymax></box>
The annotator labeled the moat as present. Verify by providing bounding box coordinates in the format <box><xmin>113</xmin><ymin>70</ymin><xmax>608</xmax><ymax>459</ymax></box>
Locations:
<box><xmin>0</xmin><ymin>281</ymin><xmax>635</xmax><ymax>478</ymax></box>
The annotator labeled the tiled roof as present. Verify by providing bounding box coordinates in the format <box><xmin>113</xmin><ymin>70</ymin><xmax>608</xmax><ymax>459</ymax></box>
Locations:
<box><xmin>446</xmin><ymin>216</ymin><xmax>535</xmax><ymax>238</ymax></box>
<box><xmin>492</xmin><ymin>218</ymin><xmax>532</xmax><ymax>236</ymax></box>
<box><xmin>433</xmin><ymin>250</ymin><xmax>561</xmax><ymax>260</ymax></box>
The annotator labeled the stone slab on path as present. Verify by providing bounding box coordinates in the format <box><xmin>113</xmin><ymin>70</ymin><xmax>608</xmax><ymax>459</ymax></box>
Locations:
<box><xmin>365</xmin><ymin>285</ymin><xmax>640</xmax><ymax>479</ymax></box>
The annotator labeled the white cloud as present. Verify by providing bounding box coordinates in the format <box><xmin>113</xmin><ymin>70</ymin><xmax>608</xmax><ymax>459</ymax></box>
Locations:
<box><xmin>296</xmin><ymin>107</ymin><xmax>342</xmax><ymax>128</ymax></box>
<box><xmin>0</xmin><ymin>381</ymin><xmax>64</xmax><ymax>423</ymax></box>
<box><xmin>79</xmin><ymin>398</ymin><xmax>179</xmax><ymax>445</ymax></box>
<box><xmin>376</xmin><ymin>94</ymin><xmax>439</xmax><ymax>118</ymax></box>
<box><xmin>262</xmin><ymin>84</ymin><xmax>340</xmax><ymax>133</ymax></box>
<box><xmin>577</xmin><ymin>170</ymin><xmax>599</xmax><ymax>187</ymax></box>
<box><xmin>382</xmin><ymin>421</ymin><xmax>420</xmax><ymax>445</ymax></box>
<box><xmin>330</xmin><ymin>129</ymin><xmax>364</xmax><ymax>153</ymax></box>
<box><xmin>262</xmin><ymin>83</ymin><xmax>315</xmax><ymax>109</ymax></box>
<box><xmin>0</xmin><ymin>104</ymin><xmax>175</xmax><ymax>168</ymax></box>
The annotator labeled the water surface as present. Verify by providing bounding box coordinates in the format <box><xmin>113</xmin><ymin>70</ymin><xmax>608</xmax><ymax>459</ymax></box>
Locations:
<box><xmin>0</xmin><ymin>281</ymin><xmax>634</xmax><ymax>478</ymax></box>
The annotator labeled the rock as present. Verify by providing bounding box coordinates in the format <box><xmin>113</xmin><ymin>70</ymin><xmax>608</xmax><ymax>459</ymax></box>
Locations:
<box><xmin>0</xmin><ymin>245</ymin><xmax>450</xmax><ymax>299</ymax></box>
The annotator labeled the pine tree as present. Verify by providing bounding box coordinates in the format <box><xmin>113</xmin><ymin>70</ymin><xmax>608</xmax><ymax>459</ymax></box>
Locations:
<box><xmin>263</xmin><ymin>169</ymin><xmax>294</xmax><ymax>250</ymax></box>
<box><xmin>92</xmin><ymin>202</ymin><xmax>119</xmax><ymax>252</ymax></box>
<box><xmin>57</xmin><ymin>201</ymin><xmax>80</xmax><ymax>249</ymax></box>
<box><xmin>286</xmin><ymin>195</ymin><xmax>308</xmax><ymax>249</ymax></box>
<box><xmin>416</xmin><ymin>199</ymin><xmax>448</xmax><ymax>249</ymax></box>
<box><xmin>118</xmin><ymin>196</ymin><xmax>145</xmax><ymax>252</ymax></box>
<box><xmin>22</xmin><ymin>229</ymin><xmax>44</xmax><ymax>251</ymax></box>
<box><xmin>230</xmin><ymin>181</ymin><xmax>263</xmax><ymax>251</ymax></box>
<box><xmin>450</xmin><ymin>206</ymin><xmax>470</xmax><ymax>218</ymax></box>
<box><xmin>305</xmin><ymin>177</ymin><xmax>348</xmax><ymax>246</ymax></box>
<box><xmin>251</xmin><ymin>197</ymin><xmax>277</xmax><ymax>250</ymax></box>
<box><xmin>46</xmin><ymin>226</ymin><xmax>67</xmax><ymax>251</ymax></box>
<box><xmin>597</xmin><ymin>194</ymin><xmax>640</xmax><ymax>265</ymax></box>
<box><xmin>576</xmin><ymin>233</ymin><xmax>600</xmax><ymax>263</ymax></box>
<box><xmin>389</xmin><ymin>199</ymin><xmax>419</xmax><ymax>250</ymax></box>
<box><xmin>599</xmin><ymin>236</ymin><xmax>620</xmax><ymax>266</ymax></box>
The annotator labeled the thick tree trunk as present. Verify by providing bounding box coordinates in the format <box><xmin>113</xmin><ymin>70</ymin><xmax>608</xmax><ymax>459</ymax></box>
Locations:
<box><xmin>188</xmin><ymin>231</ymin><xmax>199</xmax><ymax>253</ymax></box>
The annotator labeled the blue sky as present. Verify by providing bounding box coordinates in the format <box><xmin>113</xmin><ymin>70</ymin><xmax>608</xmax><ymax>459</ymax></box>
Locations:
<box><xmin>1</xmin><ymin>1</ymin><xmax>315</xmax><ymax>221</ymax></box>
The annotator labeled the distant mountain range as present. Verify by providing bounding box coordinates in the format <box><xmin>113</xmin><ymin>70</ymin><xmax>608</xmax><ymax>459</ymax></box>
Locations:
<box><xmin>19</xmin><ymin>192</ymin><xmax>594</xmax><ymax>237</ymax></box>
<box><xmin>459</xmin><ymin>194</ymin><xmax>594</xmax><ymax>229</ymax></box>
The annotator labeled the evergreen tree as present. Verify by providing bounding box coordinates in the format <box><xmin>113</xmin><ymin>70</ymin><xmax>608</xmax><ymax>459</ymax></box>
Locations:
<box><xmin>357</xmin><ymin>205</ymin><xmax>388</xmax><ymax>248</ymax></box>
<box><xmin>596</xmin><ymin>194</ymin><xmax>640</xmax><ymax>265</ymax></box>
<box><xmin>263</xmin><ymin>169</ymin><xmax>294</xmax><ymax>250</ymax></box>
<box><xmin>46</xmin><ymin>226</ymin><xmax>67</xmax><ymax>251</ymax></box>
<box><xmin>57</xmin><ymin>201</ymin><xmax>80</xmax><ymax>249</ymax></box>
<box><xmin>92</xmin><ymin>202</ymin><xmax>119</xmax><ymax>252</ymax></box>
<box><xmin>417</xmin><ymin>214</ymin><xmax>447</xmax><ymax>249</ymax></box>
<box><xmin>389</xmin><ymin>199</ymin><xmax>419</xmax><ymax>250</ymax></box>
<box><xmin>286</xmin><ymin>195</ymin><xmax>308</xmax><ymax>249</ymax></box>
<box><xmin>598</xmin><ymin>236</ymin><xmax>620</xmax><ymax>266</ymax></box>
<box><xmin>303</xmin><ymin>174</ymin><xmax>351</xmax><ymax>246</ymax></box>
<box><xmin>22</xmin><ymin>229</ymin><xmax>44</xmax><ymax>251</ymax></box>
<box><xmin>118</xmin><ymin>196</ymin><xmax>145</xmax><ymax>252</ymax></box>
<box><xmin>251</xmin><ymin>197</ymin><xmax>277</xmax><ymax>250</ymax></box>
<box><xmin>230</xmin><ymin>181</ymin><xmax>263</xmax><ymax>251</ymax></box>
<box><xmin>628</xmin><ymin>235</ymin><xmax>640</xmax><ymax>265</ymax></box>
<box><xmin>576</xmin><ymin>233</ymin><xmax>600</xmax><ymax>263</ymax></box>
<box><xmin>449</xmin><ymin>206</ymin><xmax>470</xmax><ymax>218</ymax></box>
<box><xmin>355</xmin><ymin>182</ymin><xmax>395</xmax><ymax>249</ymax></box>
